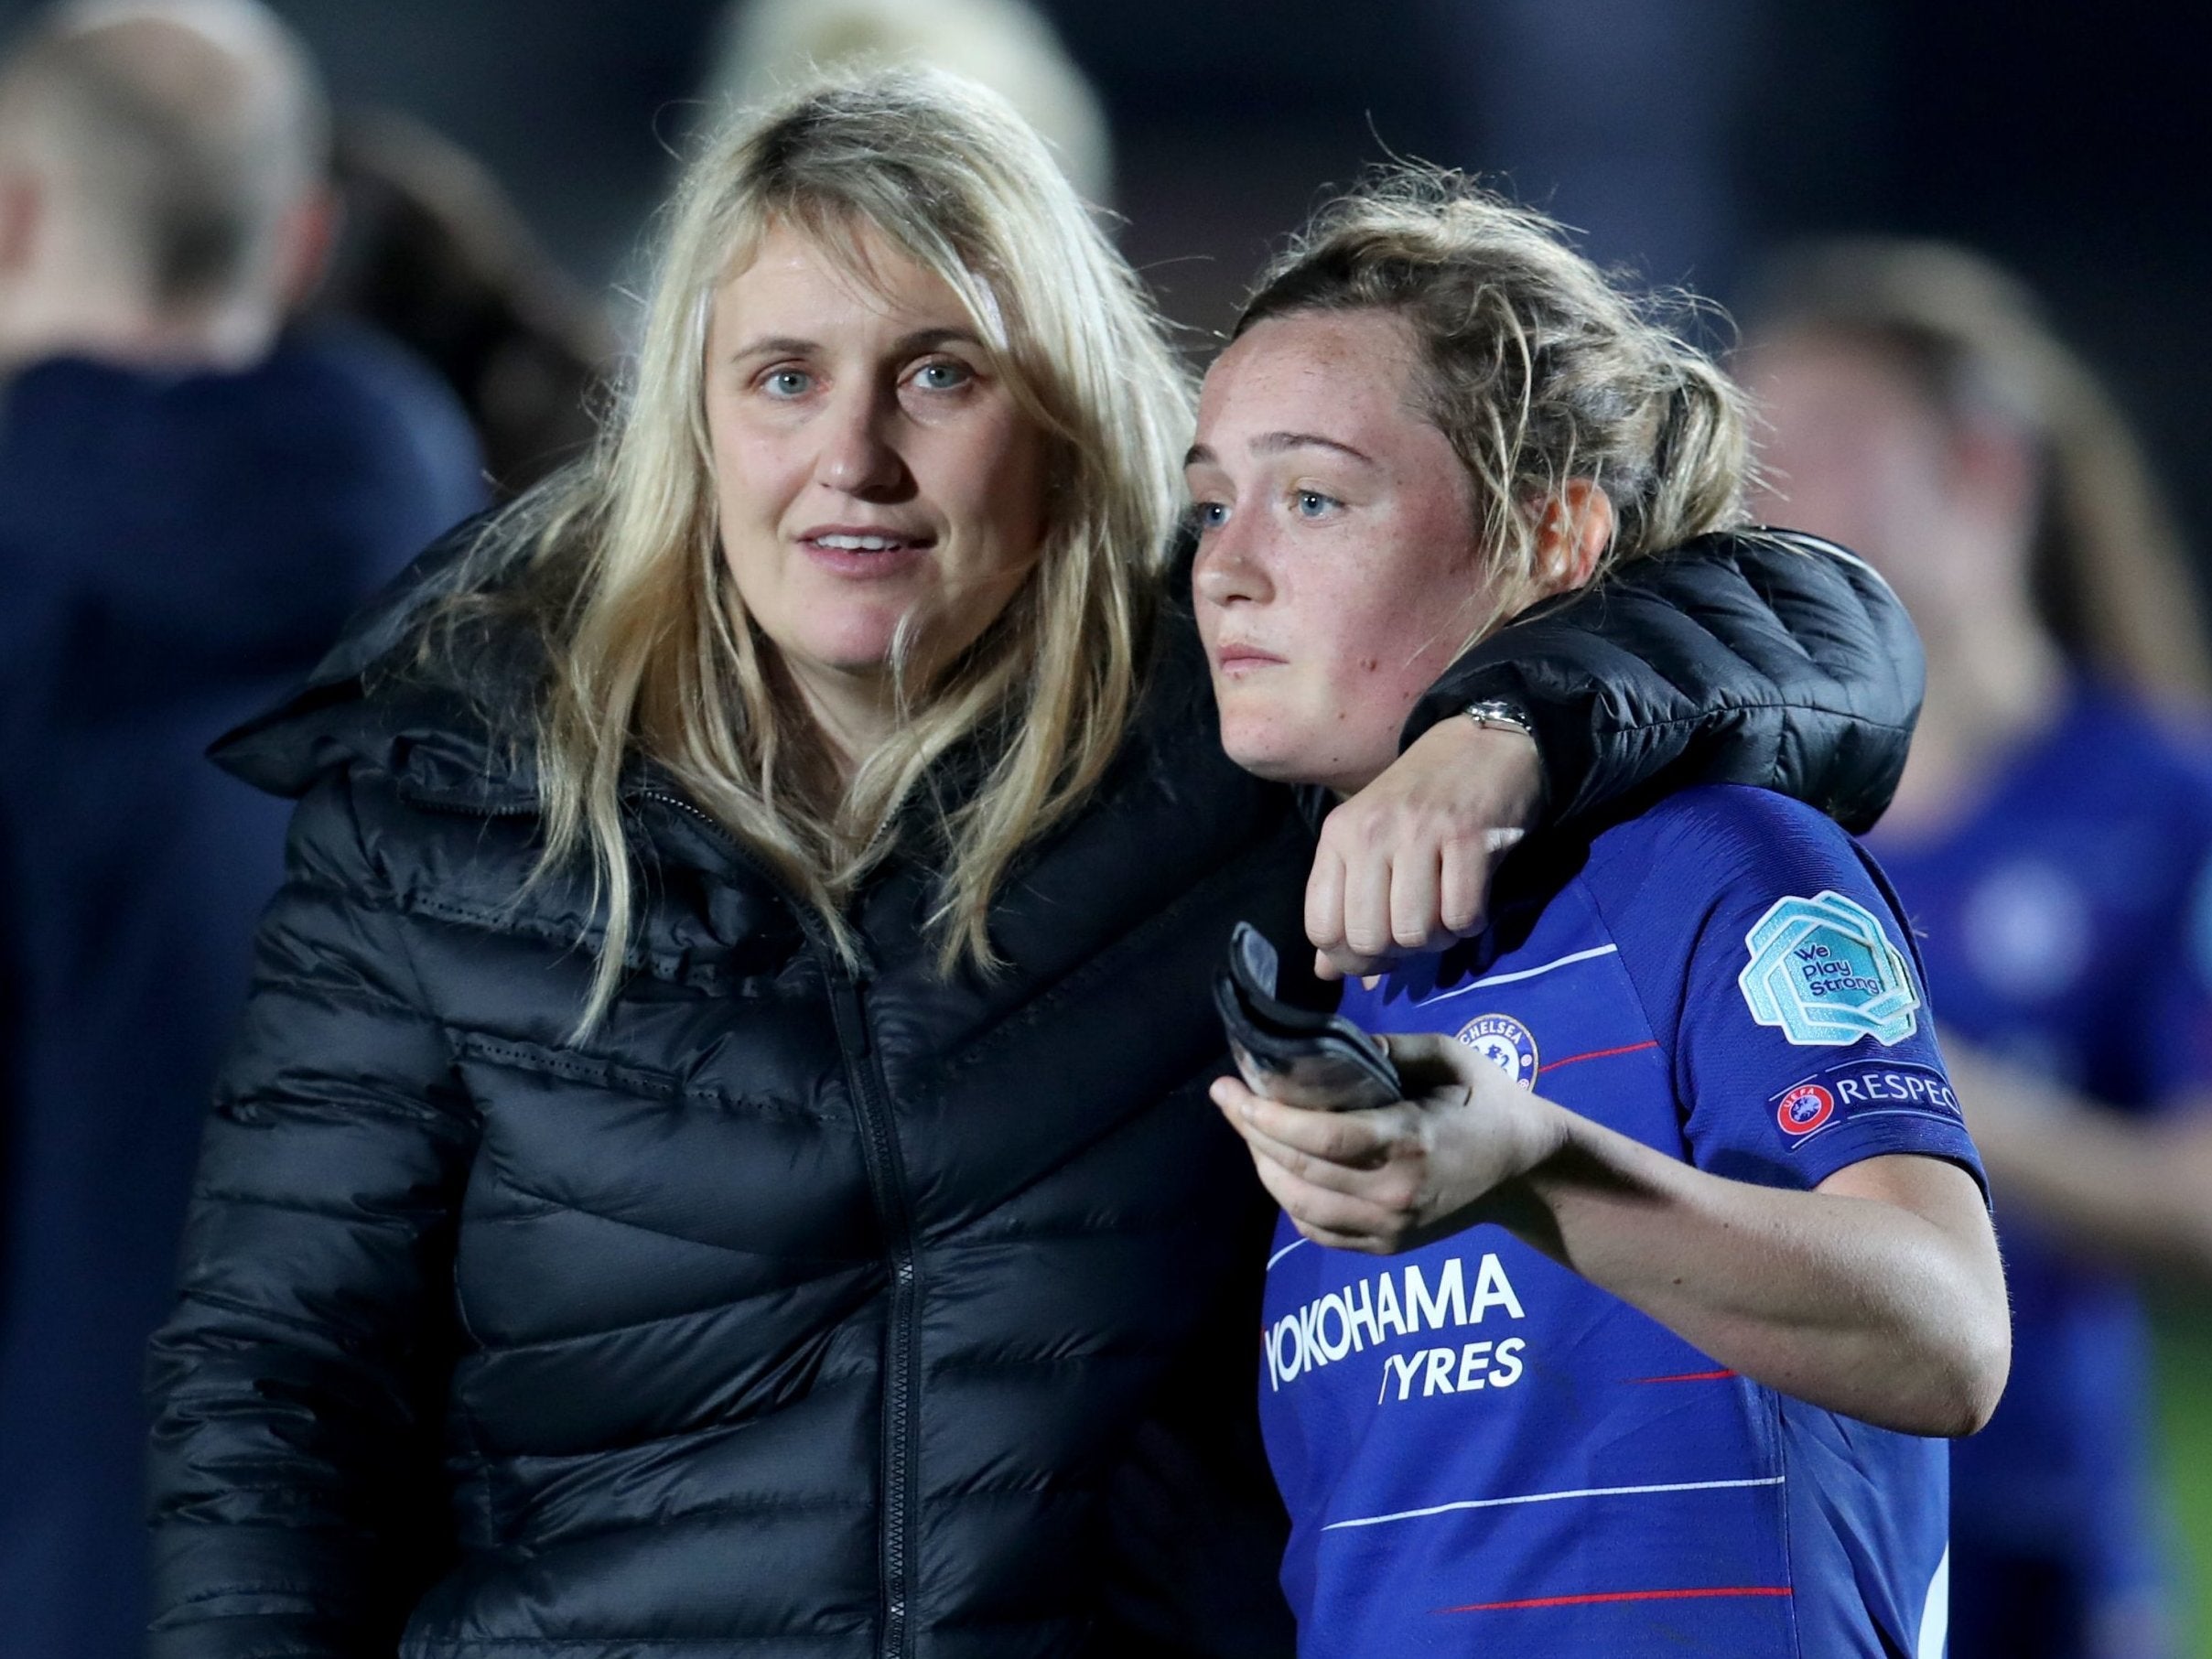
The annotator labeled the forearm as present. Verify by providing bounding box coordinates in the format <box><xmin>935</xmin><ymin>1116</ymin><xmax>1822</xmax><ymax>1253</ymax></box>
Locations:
<box><xmin>1405</xmin><ymin>529</ymin><xmax>1923</xmax><ymax>832</ymax></box>
<box><xmin>149</xmin><ymin>1295</ymin><xmax>444</xmax><ymax>1658</ymax></box>
<box><xmin>1956</xmin><ymin>1061</ymin><xmax>2212</xmax><ymax>1279</ymax></box>
<box><xmin>1496</xmin><ymin>1111</ymin><xmax>2007</xmax><ymax>1435</ymax></box>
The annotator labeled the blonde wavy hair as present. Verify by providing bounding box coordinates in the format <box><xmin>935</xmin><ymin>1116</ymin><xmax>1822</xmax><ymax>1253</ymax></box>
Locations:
<box><xmin>437</xmin><ymin>69</ymin><xmax>1190</xmax><ymax>1024</ymax></box>
<box><xmin>1234</xmin><ymin>167</ymin><xmax>1752</xmax><ymax>639</ymax></box>
<box><xmin>1744</xmin><ymin>238</ymin><xmax>2212</xmax><ymax>701</ymax></box>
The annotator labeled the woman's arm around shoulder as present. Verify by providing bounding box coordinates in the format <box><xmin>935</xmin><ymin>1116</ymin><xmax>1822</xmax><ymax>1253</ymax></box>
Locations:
<box><xmin>1307</xmin><ymin>529</ymin><xmax>1924</xmax><ymax>976</ymax></box>
<box><xmin>1403</xmin><ymin>527</ymin><xmax>1923</xmax><ymax>834</ymax></box>
<box><xmin>147</xmin><ymin>766</ymin><xmax>476</xmax><ymax>1658</ymax></box>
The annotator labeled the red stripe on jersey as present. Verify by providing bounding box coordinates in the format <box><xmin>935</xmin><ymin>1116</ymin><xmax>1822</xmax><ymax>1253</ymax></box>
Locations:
<box><xmin>1538</xmin><ymin>1039</ymin><xmax>1660</xmax><ymax>1073</ymax></box>
<box><xmin>1440</xmin><ymin>1585</ymin><xmax>1794</xmax><ymax>1614</ymax></box>
<box><xmin>1628</xmin><ymin>1369</ymin><xmax>1738</xmax><ymax>1384</ymax></box>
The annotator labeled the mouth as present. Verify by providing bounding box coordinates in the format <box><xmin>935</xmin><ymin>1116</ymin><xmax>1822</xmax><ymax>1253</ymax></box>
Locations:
<box><xmin>797</xmin><ymin>525</ymin><xmax>936</xmax><ymax>577</ymax></box>
<box><xmin>1213</xmin><ymin>643</ymin><xmax>1287</xmax><ymax>675</ymax></box>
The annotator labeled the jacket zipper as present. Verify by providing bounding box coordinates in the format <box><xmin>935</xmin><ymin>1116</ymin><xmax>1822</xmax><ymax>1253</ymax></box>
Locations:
<box><xmin>639</xmin><ymin>792</ymin><xmax>922</xmax><ymax>1659</ymax></box>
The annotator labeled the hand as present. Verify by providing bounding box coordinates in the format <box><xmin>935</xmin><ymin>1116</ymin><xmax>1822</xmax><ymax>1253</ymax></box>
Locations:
<box><xmin>1209</xmin><ymin>1034</ymin><xmax>1565</xmax><ymax>1254</ymax></box>
<box><xmin>1304</xmin><ymin>718</ymin><xmax>1541</xmax><ymax>980</ymax></box>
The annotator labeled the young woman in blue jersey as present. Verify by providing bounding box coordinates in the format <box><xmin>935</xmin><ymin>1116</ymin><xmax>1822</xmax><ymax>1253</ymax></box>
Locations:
<box><xmin>1189</xmin><ymin>174</ymin><xmax>2012</xmax><ymax>1658</ymax></box>
<box><xmin>1743</xmin><ymin>242</ymin><xmax>2212</xmax><ymax>1659</ymax></box>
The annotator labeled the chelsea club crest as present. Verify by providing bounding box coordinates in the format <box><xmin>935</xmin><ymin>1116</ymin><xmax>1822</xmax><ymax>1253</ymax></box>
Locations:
<box><xmin>1454</xmin><ymin>1013</ymin><xmax>1539</xmax><ymax>1088</ymax></box>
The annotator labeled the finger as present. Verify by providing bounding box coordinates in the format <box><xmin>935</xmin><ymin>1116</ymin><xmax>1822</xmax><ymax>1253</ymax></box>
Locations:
<box><xmin>1214</xmin><ymin>1090</ymin><xmax>1397</xmax><ymax>1193</ymax></box>
<box><xmin>1312</xmin><ymin>815</ymin><xmax>1391</xmax><ymax>979</ymax></box>
<box><xmin>1235</xmin><ymin>1122</ymin><xmax>1396</xmax><ymax>1197</ymax></box>
<box><xmin>1389</xmin><ymin>841</ymin><xmax>1445</xmax><ymax>950</ymax></box>
<box><xmin>1237</xmin><ymin>1093</ymin><xmax>1394</xmax><ymax>1164</ymax></box>
<box><xmin>1318</xmin><ymin>940</ymin><xmax>1389</xmax><ymax>980</ymax></box>
<box><xmin>1290</xmin><ymin>1218</ymin><xmax>1394</xmax><ymax>1255</ymax></box>
<box><xmin>1304</xmin><ymin>838</ymin><xmax>1348</xmax><ymax>964</ymax></box>
<box><xmin>1437</xmin><ymin>834</ymin><xmax>1489</xmax><ymax>938</ymax></box>
<box><xmin>1380</xmin><ymin>1032</ymin><xmax>1485</xmax><ymax>1096</ymax></box>
<box><xmin>1210</xmin><ymin>1074</ymin><xmax>1259</xmax><ymax>1116</ymax></box>
<box><xmin>1247</xmin><ymin>1143</ymin><xmax>1399</xmax><ymax>1239</ymax></box>
<box><xmin>1338</xmin><ymin>841</ymin><xmax>1396</xmax><ymax>964</ymax></box>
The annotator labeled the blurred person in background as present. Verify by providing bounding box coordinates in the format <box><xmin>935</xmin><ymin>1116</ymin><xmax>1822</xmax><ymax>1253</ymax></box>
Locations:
<box><xmin>142</xmin><ymin>70</ymin><xmax>1921</xmax><ymax>1658</ymax></box>
<box><xmin>0</xmin><ymin>1</ymin><xmax>483</xmax><ymax>1654</ymax></box>
<box><xmin>1744</xmin><ymin>240</ymin><xmax>2212</xmax><ymax>1659</ymax></box>
<box><xmin>308</xmin><ymin>107</ymin><xmax>619</xmax><ymax>498</ymax></box>
<box><xmin>701</xmin><ymin>0</ymin><xmax>1112</xmax><ymax>204</ymax></box>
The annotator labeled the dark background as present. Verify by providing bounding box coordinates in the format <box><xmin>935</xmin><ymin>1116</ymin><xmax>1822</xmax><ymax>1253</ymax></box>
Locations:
<box><xmin>5</xmin><ymin>0</ymin><xmax>2209</xmax><ymax>1642</ymax></box>
<box><xmin>2</xmin><ymin>0</ymin><xmax>2197</xmax><ymax>571</ymax></box>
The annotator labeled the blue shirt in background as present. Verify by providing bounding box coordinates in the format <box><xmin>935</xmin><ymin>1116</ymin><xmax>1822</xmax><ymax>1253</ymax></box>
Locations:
<box><xmin>1259</xmin><ymin>784</ymin><xmax>1985</xmax><ymax>1658</ymax></box>
<box><xmin>1869</xmin><ymin>682</ymin><xmax>2212</xmax><ymax>1642</ymax></box>
<box><xmin>0</xmin><ymin>325</ymin><xmax>485</xmax><ymax>1659</ymax></box>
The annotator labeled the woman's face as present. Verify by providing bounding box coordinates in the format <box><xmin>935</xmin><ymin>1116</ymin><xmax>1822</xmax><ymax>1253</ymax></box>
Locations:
<box><xmin>1743</xmin><ymin>330</ymin><xmax>1951</xmax><ymax>576</ymax></box>
<box><xmin>1187</xmin><ymin>308</ymin><xmax>1497</xmax><ymax>794</ymax></box>
<box><xmin>703</xmin><ymin>220</ymin><xmax>1049</xmax><ymax>730</ymax></box>
<box><xmin>1743</xmin><ymin>328</ymin><xmax>2019</xmax><ymax>634</ymax></box>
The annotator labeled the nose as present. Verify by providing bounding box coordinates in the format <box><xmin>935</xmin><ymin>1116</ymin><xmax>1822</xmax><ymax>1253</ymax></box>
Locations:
<box><xmin>1192</xmin><ymin>510</ymin><xmax>1273</xmax><ymax>610</ymax></box>
<box><xmin>814</xmin><ymin>382</ymin><xmax>909</xmax><ymax>500</ymax></box>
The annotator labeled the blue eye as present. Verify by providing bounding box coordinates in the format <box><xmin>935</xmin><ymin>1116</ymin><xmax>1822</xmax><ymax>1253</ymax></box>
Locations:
<box><xmin>912</xmin><ymin>360</ymin><xmax>973</xmax><ymax>391</ymax></box>
<box><xmin>1190</xmin><ymin>501</ymin><xmax>1229</xmax><ymax>533</ymax></box>
<box><xmin>1293</xmin><ymin>489</ymin><xmax>1342</xmax><ymax>520</ymax></box>
<box><xmin>761</xmin><ymin>368</ymin><xmax>812</xmax><ymax>398</ymax></box>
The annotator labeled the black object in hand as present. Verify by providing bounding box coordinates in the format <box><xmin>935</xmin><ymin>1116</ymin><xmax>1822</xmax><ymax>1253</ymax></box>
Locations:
<box><xmin>1214</xmin><ymin>922</ymin><xmax>1404</xmax><ymax>1110</ymax></box>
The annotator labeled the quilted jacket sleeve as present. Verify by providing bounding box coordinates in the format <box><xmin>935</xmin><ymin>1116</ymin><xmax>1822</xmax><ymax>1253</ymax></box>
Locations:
<box><xmin>146</xmin><ymin>767</ymin><xmax>473</xmax><ymax>1659</ymax></box>
<box><xmin>1403</xmin><ymin>530</ymin><xmax>1924</xmax><ymax>833</ymax></box>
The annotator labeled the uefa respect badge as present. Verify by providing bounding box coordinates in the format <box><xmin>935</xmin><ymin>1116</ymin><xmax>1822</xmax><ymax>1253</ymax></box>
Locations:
<box><xmin>1737</xmin><ymin>890</ymin><xmax>1919</xmax><ymax>1047</ymax></box>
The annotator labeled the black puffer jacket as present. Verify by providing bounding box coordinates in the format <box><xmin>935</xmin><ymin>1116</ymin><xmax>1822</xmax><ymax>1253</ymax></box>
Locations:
<box><xmin>146</xmin><ymin>529</ymin><xmax>1917</xmax><ymax>1659</ymax></box>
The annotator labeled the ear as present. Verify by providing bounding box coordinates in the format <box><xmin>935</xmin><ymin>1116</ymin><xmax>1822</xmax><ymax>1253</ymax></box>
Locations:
<box><xmin>272</xmin><ymin>183</ymin><xmax>341</xmax><ymax>314</ymax></box>
<box><xmin>1531</xmin><ymin>479</ymin><xmax>1615</xmax><ymax>597</ymax></box>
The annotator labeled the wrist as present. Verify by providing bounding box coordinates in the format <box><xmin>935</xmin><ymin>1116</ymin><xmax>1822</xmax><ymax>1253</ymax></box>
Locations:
<box><xmin>1407</xmin><ymin>710</ymin><xmax>1544</xmax><ymax>835</ymax></box>
<box><xmin>1487</xmin><ymin>1098</ymin><xmax>1650</xmax><ymax>1240</ymax></box>
<box><xmin>1462</xmin><ymin>1091</ymin><xmax>1576</xmax><ymax>1232</ymax></box>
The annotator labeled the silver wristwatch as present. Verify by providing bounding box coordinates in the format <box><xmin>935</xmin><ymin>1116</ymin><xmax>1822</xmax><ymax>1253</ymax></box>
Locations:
<box><xmin>1463</xmin><ymin>698</ymin><xmax>1537</xmax><ymax>741</ymax></box>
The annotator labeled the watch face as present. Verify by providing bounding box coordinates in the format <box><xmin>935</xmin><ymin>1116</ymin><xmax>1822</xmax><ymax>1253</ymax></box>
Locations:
<box><xmin>1466</xmin><ymin>700</ymin><xmax>1534</xmax><ymax>737</ymax></box>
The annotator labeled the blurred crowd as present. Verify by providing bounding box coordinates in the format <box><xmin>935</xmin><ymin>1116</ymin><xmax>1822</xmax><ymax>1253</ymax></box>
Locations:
<box><xmin>0</xmin><ymin>1</ymin><xmax>2206</xmax><ymax>1655</ymax></box>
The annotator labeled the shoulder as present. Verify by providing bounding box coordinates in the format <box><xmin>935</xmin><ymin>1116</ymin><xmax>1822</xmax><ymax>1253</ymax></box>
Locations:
<box><xmin>1581</xmin><ymin>784</ymin><xmax>1875</xmax><ymax>921</ymax></box>
<box><xmin>2020</xmin><ymin>687</ymin><xmax>2212</xmax><ymax>907</ymax></box>
<box><xmin>269</xmin><ymin>324</ymin><xmax>472</xmax><ymax>444</ymax></box>
<box><xmin>0</xmin><ymin>358</ymin><xmax>153</xmax><ymax>512</ymax></box>
<box><xmin>1570</xmin><ymin>785</ymin><xmax>1914</xmax><ymax>1032</ymax></box>
<box><xmin>262</xmin><ymin>325</ymin><xmax>489</xmax><ymax>525</ymax></box>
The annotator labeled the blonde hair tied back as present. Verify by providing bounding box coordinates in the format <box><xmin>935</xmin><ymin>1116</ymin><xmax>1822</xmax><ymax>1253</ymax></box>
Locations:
<box><xmin>1235</xmin><ymin>165</ymin><xmax>1753</xmax><ymax>638</ymax></box>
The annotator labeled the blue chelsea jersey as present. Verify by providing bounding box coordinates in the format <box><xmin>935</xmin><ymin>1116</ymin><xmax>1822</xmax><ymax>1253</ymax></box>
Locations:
<box><xmin>1257</xmin><ymin>785</ymin><xmax>1989</xmax><ymax>1658</ymax></box>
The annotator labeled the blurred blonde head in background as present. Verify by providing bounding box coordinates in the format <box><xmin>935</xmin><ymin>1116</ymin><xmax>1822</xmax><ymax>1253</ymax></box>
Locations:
<box><xmin>703</xmin><ymin>0</ymin><xmax>1111</xmax><ymax>205</ymax></box>
<box><xmin>1743</xmin><ymin>239</ymin><xmax>2212</xmax><ymax>703</ymax></box>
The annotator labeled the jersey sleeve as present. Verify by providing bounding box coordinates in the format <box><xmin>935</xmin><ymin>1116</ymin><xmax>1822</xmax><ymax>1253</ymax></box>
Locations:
<box><xmin>1606</xmin><ymin>789</ymin><xmax>1989</xmax><ymax>1201</ymax></box>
